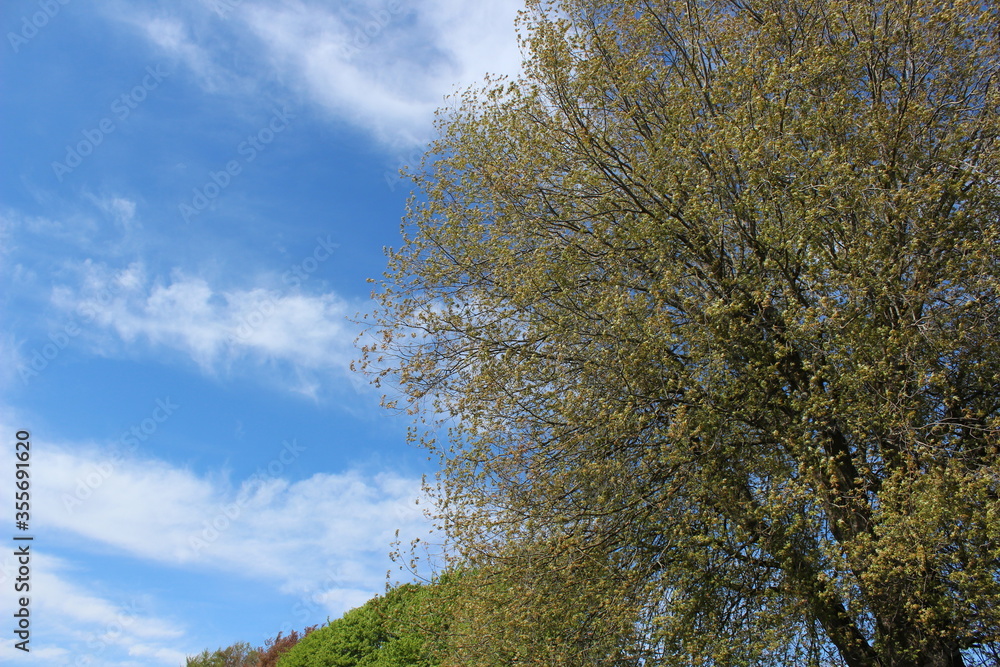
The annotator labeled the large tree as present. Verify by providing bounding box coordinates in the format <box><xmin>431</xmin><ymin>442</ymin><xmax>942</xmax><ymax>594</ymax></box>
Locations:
<box><xmin>361</xmin><ymin>0</ymin><xmax>1000</xmax><ymax>665</ymax></box>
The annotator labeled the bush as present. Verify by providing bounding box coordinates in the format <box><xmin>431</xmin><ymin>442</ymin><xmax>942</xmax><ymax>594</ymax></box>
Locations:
<box><xmin>276</xmin><ymin>584</ymin><xmax>441</xmax><ymax>667</ymax></box>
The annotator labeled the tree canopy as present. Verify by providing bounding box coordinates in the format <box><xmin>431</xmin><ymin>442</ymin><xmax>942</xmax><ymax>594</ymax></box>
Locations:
<box><xmin>362</xmin><ymin>0</ymin><xmax>1000</xmax><ymax>665</ymax></box>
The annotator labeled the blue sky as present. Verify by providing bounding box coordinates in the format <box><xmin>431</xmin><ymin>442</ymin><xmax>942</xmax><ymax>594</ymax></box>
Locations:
<box><xmin>0</xmin><ymin>1</ymin><xmax>523</xmax><ymax>664</ymax></box>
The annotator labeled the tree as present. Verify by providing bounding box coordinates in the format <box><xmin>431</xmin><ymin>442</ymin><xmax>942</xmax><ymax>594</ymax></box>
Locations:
<box><xmin>186</xmin><ymin>628</ymin><xmax>316</xmax><ymax>667</ymax></box>
<box><xmin>361</xmin><ymin>0</ymin><xmax>1000</xmax><ymax>665</ymax></box>
<box><xmin>257</xmin><ymin>627</ymin><xmax>318</xmax><ymax>667</ymax></box>
<box><xmin>186</xmin><ymin>641</ymin><xmax>260</xmax><ymax>667</ymax></box>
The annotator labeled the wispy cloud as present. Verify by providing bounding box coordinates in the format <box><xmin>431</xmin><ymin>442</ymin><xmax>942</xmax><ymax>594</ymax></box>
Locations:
<box><xmin>88</xmin><ymin>194</ymin><xmax>138</xmax><ymax>230</ymax></box>
<box><xmin>31</xmin><ymin>439</ymin><xmax>431</xmax><ymax>616</ymax></box>
<box><xmin>1</xmin><ymin>206</ymin><xmax>101</xmax><ymax>252</ymax></box>
<box><xmin>0</xmin><ymin>553</ymin><xmax>189</xmax><ymax>666</ymax></box>
<box><xmin>245</xmin><ymin>0</ymin><xmax>525</xmax><ymax>146</ymax></box>
<box><xmin>50</xmin><ymin>260</ymin><xmax>360</xmax><ymax>393</ymax></box>
<box><xmin>121</xmin><ymin>11</ymin><xmax>253</xmax><ymax>96</ymax></box>
<box><xmin>112</xmin><ymin>0</ymin><xmax>525</xmax><ymax>147</ymax></box>
<box><xmin>0</xmin><ymin>407</ymin><xmax>429</xmax><ymax>664</ymax></box>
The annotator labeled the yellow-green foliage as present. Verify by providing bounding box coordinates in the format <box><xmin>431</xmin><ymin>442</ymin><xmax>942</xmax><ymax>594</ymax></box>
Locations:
<box><xmin>186</xmin><ymin>641</ymin><xmax>259</xmax><ymax>667</ymax></box>
<box><xmin>362</xmin><ymin>1</ymin><xmax>1000</xmax><ymax>665</ymax></box>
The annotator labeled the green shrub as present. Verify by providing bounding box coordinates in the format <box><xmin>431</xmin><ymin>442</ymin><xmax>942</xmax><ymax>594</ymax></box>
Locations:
<box><xmin>276</xmin><ymin>584</ymin><xmax>441</xmax><ymax>667</ymax></box>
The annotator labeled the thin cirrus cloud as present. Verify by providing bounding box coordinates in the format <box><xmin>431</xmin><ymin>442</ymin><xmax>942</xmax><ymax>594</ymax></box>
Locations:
<box><xmin>0</xmin><ymin>440</ymin><xmax>430</xmax><ymax>665</ymax></box>
<box><xmin>30</xmin><ymin>440</ymin><xmax>430</xmax><ymax>602</ymax></box>
<box><xmin>49</xmin><ymin>259</ymin><xmax>360</xmax><ymax>386</ymax></box>
<box><xmin>87</xmin><ymin>194</ymin><xmax>139</xmax><ymax>230</ymax></box>
<box><xmin>0</xmin><ymin>551</ymin><xmax>189</xmax><ymax>666</ymax></box>
<box><xmin>114</xmin><ymin>0</ymin><xmax>525</xmax><ymax>147</ymax></box>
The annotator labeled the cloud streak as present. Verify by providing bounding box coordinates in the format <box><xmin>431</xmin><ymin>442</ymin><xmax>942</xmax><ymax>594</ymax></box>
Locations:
<box><xmin>50</xmin><ymin>260</ymin><xmax>359</xmax><ymax>391</ymax></box>
<box><xmin>0</xmin><ymin>398</ymin><xmax>431</xmax><ymax>664</ymax></box>
<box><xmin>117</xmin><ymin>0</ymin><xmax>525</xmax><ymax>147</ymax></box>
<box><xmin>25</xmin><ymin>437</ymin><xmax>431</xmax><ymax>615</ymax></box>
<box><xmin>0</xmin><ymin>552</ymin><xmax>189</xmax><ymax>666</ymax></box>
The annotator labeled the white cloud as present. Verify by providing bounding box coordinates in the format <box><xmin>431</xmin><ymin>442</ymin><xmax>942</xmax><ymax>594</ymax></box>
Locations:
<box><xmin>0</xmin><ymin>412</ymin><xmax>428</xmax><ymax>664</ymax></box>
<box><xmin>125</xmin><ymin>13</ymin><xmax>248</xmax><ymax>95</ymax></box>
<box><xmin>0</xmin><ymin>552</ymin><xmax>188</xmax><ymax>666</ymax></box>
<box><xmin>50</xmin><ymin>261</ymin><xmax>360</xmax><ymax>393</ymax></box>
<box><xmin>245</xmin><ymin>0</ymin><xmax>525</xmax><ymax>146</ymax></box>
<box><xmin>89</xmin><ymin>194</ymin><xmax>138</xmax><ymax>229</ymax></box>
<box><xmin>115</xmin><ymin>0</ymin><xmax>525</xmax><ymax>147</ymax></box>
<box><xmin>1</xmin><ymin>206</ymin><xmax>101</xmax><ymax>249</ymax></box>
<box><xmin>31</xmin><ymin>440</ymin><xmax>432</xmax><ymax>618</ymax></box>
